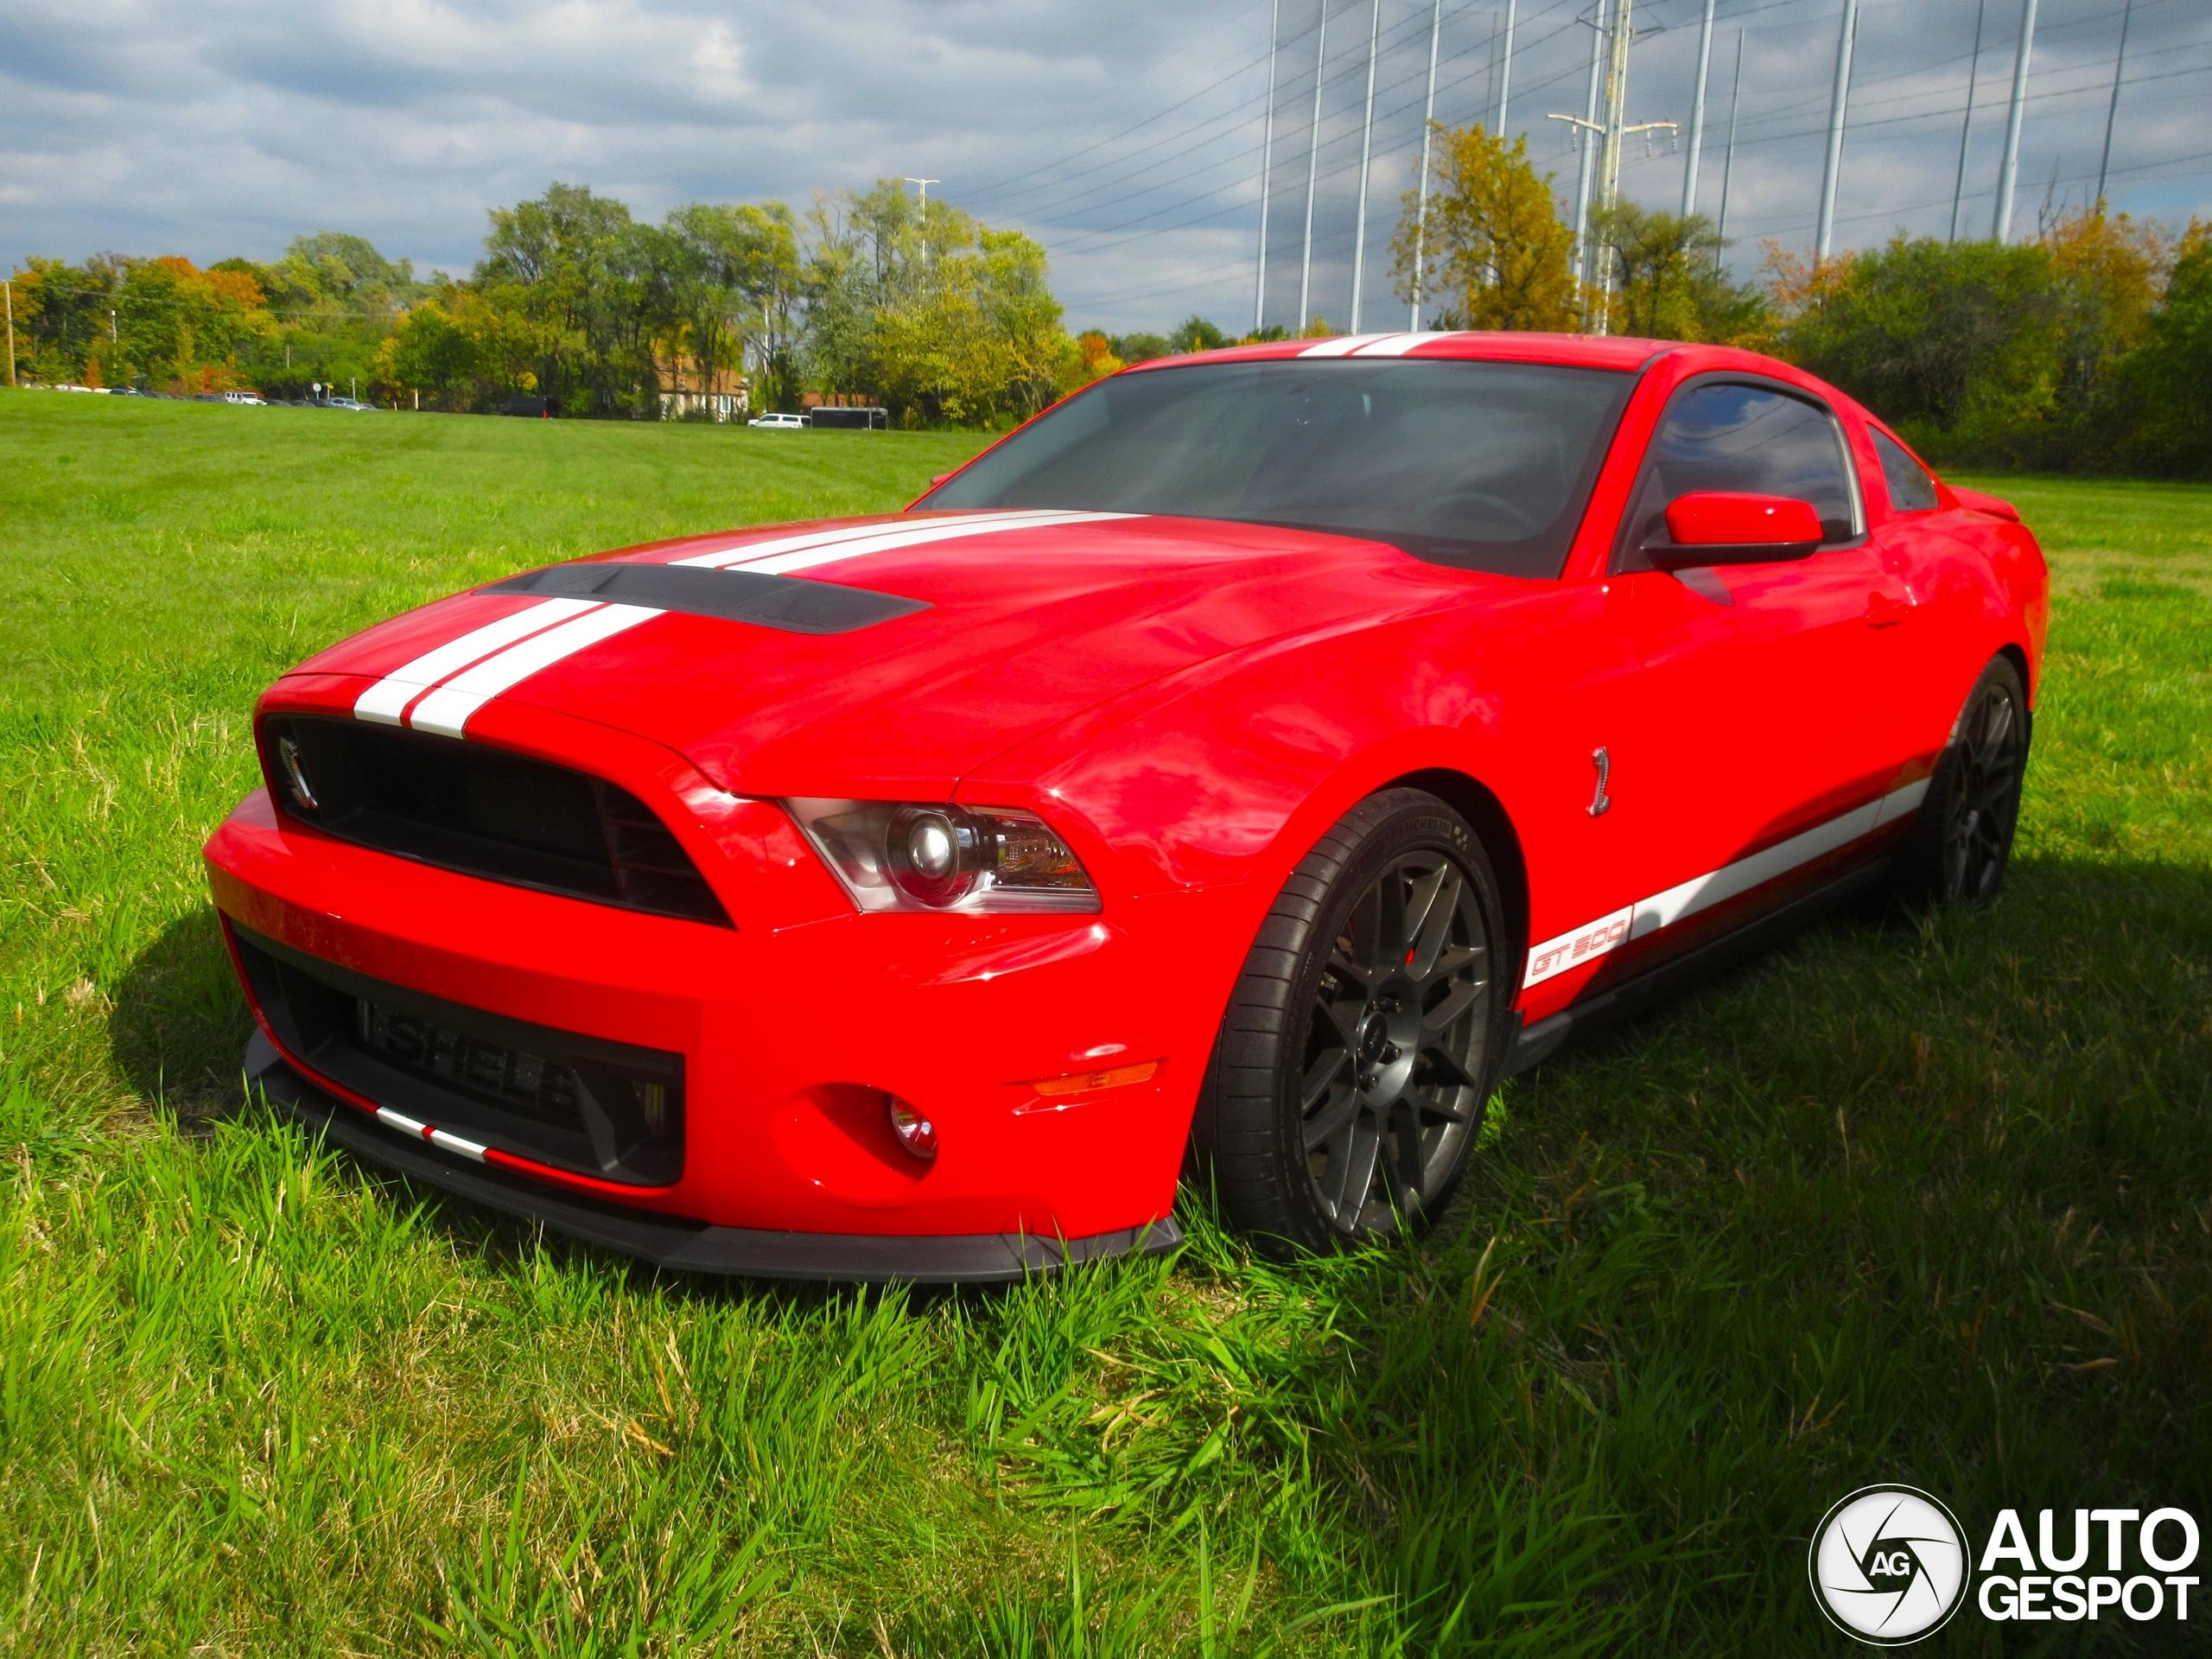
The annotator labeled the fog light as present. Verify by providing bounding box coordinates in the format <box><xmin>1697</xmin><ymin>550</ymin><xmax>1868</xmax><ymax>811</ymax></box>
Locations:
<box><xmin>887</xmin><ymin>1096</ymin><xmax>938</xmax><ymax>1161</ymax></box>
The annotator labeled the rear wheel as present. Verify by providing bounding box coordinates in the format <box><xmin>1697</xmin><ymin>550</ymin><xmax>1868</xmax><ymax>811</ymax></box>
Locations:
<box><xmin>1190</xmin><ymin>789</ymin><xmax>1509</xmax><ymax>1257</ymax></box>
<box><xmin>1894</xmin><ymin>655</ymin><xmax>2030</xmax><ymax>907</ymax></box>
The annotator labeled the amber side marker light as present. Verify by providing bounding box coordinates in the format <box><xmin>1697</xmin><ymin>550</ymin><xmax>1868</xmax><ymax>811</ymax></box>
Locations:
<box><xmin>1028</xmin><ymin>1059</ymin><xmax>1162</xmax><ymax>1099</ymax></box>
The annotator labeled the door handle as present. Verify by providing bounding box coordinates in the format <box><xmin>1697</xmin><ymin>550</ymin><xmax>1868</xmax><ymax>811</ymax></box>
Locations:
<box><xmin>1865</xmin><ymin>591</ymin><xmax>1910</xmax><ymax>628</ymax></box>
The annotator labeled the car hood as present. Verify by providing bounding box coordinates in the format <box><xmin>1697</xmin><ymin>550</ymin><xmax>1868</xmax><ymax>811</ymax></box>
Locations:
<box><xmin>283</xmin><ymin>510</ymin><xmax>1487</xmax><ymax>796</ymax></box>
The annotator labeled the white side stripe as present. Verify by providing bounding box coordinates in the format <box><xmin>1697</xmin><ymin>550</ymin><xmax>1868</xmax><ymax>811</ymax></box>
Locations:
<box><xmin>353</xmin><ymin>598</ymin><xmax>601</xmax><ymax>726</ymax></box>
<box><xmin>1522</xmin><ymin>777</ymin><xmax>1930</xmax><ymax>989</ymax></box>
<box><xmin>408</xmin><ymin>602</ymin><xmax>663</xmax><ymax>737</ymax></box>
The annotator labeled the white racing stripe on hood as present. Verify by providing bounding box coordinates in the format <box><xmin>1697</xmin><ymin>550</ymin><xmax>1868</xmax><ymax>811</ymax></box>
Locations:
<box><xmin>677</xmin><ymin>508</ymin><xmax>1134</xmax><ymax>575</ymax></box>
<box><xmin>736</xmin><ymin>510</ymin><xmax>1135</xmax><ymax>576</ymax></box>
<box><xmin>348</xmin><ymin>510</ymin><xmax>1136</xmax><ymax>738</ymax></box>
<box><xmin>407</xmin><ymin>602</ymin><xmax>663</xmax><ymax>737</ymax></box>
<box><xmin>353</xmin><ymin>598</ymin><xmax>604</xmax><ymax>726</ymax></box>
<box><xmin>670</xmin><ymin>512</ymin><xmax>1020</xmax><ymax>571</ymax></box>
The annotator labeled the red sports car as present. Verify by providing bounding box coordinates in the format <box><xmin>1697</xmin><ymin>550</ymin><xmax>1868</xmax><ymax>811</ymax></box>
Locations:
<box><xmin>205</xmin><ymin>332</ymin><xmax>2048</xmax><ymax>1281</ymax></box>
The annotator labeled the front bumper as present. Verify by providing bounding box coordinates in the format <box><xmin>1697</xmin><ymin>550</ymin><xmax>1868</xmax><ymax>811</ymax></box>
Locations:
<box><xmin>247</xmin><ymin>1030</ymin><xmax>1180</xmax><ymax>1282</ymax></box>
<box><xmin>206</xmin><ymin>730</ymin><xmax>1243</xmax><ymax>1261</ymax></box>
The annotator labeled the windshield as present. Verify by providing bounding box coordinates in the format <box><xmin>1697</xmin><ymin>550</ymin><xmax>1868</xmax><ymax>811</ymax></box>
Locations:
<box><xmin>921</xmin><ymin>357</ymin><xmax>1633</xmax><ymax>579</ymax></box>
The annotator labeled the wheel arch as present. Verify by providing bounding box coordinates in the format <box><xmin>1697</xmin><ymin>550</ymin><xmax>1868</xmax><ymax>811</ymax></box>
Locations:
<box><xmin>1386</xmin><ymin>766</ymin><xmax>1530</xmax><ymax>970</ymax></box>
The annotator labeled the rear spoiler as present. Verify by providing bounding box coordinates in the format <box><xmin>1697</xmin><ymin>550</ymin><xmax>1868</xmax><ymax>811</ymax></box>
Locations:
<box><xmin>1949</xmin><ymin>485</ymin><xmax>2021</xmax><ymax>523</ymax></box>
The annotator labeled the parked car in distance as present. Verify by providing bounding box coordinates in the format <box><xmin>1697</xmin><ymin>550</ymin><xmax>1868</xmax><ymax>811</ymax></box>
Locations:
<box><xmin>221</xmin><ymin>391</ymin><xmax>267</xmax><ymax>405</ymax></box>
<box><xmin>205</xmin><ymin>330</ymin><xmax>2050</xmax><ymax>1283</ymax></box>
<box><xmin>499</xmin><ymin>395</ymin><xmax>551</xmax><ymax>418</ymax></box>
<box><xmin>320</xmin><ymin>398</ymin><xmax>377</xmax><ymax>412</ymax></box>
<box><xmin>747</xmin><ymin>412</ymin><xmax>806</xmax><ymax>429</ymax></box>
<box><xmin>808</xmin><ymin>406</ymin><xmax>889</xmax><ymax>431</ymax></box>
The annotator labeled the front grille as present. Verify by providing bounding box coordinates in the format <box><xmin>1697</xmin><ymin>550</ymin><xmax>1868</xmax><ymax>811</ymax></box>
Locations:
<box><xmin>260</xmin><ymin>715</ymin><xmax>730</xmax><ymax>926</ymax></box>
<box><xmin>232</xmin><ymin>924</ymin><xmax>684</xmax><ymax>1185</ymax></box>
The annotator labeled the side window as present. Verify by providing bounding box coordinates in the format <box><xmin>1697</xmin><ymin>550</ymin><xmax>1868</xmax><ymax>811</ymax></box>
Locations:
<box><xmin>1621</xmin><ymin>382</ymin><xmax>1859</xmax><ymax>567</ymax></box>
<box><xmin>1871</xmin><ymin>428</ymin><xmax>1939</xmax><ymax>512</ymax></box>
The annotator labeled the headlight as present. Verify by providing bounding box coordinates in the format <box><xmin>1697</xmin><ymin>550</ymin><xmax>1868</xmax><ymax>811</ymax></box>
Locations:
<box><xmin>786</xmin><ymin>799</ymin><xmax>1102</xmax><ymax>913</ymax></box>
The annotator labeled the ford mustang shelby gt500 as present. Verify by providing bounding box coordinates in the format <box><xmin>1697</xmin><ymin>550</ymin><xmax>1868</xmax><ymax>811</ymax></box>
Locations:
<box><xmin>205</xmin><ymin>332</ymin><xmax>2047</xmax><ymax>1281</ymax></box>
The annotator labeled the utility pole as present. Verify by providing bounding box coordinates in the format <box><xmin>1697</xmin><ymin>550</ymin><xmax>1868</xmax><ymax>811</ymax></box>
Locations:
<box><xmin>1681</xmin><ymin>0</ymin><xmax>1715</xmax><ymax>218</ymax></box>
<box><xmin>1715</xmin><ymin>29</ymin><xmax>1743</xmax><ymax>267</ymax></box>
<box><xmin>1561</xmin><ymin>0</ymin><xmax>1608</xmax><ymax>291</ymax></box>
<box><xmin>1950</xmin><ymin>0</ymin><xmax>1987</xmax><ymax>243</ymax></box>
<box><xmin>1993</xmin><ymin>0</ymin><xmax>2037</xmax><ymax>243</ymax></box>
<box><xmin>1351</xmin><ymin>0</ymin><xmax>1382</xmax><ymax>330</ymax></box>
<box><xmin>1552</xmin><ymin>0</ymin><xmax>1674</xmax><ymax>333</ymax></box>
<box><xmin>1497</xmin><ymin>0</ymin><xmax>1517</xmax><ymax>135</ymax></box>
<box><xmin>3</xmin><ymin>279</ymin><xmax>15</xmax><ymax>389</ymax></box>
<box><xmin>2096</xmin><ymin>0</ymin><xmax>2133</xmax><ymax>208</ymax></box>
<box><xmin>1815</xmin><ymin>0</ymin><xmax>1861</xmax><ymax>262</ymax></box>
<box><xmin>902</xmin><ymin>177</ymin><xmax>939</xmax><ymax>203</ymax></box>
<box><xmin>1409</xmin><ymin>0</ymin><xmax>1445</xmax><ymax>330</ymax></box>
<box><xmin>1255</xmin><ymin>0</ymin><xmax>1281</xmax><ymax>333</ymax></box>
<box><xmin>1299</xmin><ymin>0</ymin><xmax>1330</xmax><ymax>332</ymax></box>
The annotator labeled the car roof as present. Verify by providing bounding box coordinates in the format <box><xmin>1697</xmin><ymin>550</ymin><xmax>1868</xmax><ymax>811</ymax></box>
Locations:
<box><xmin>1122</xmin><ymin>331</ymin><xmax>1791</xmax><ymax>378</ymax></box>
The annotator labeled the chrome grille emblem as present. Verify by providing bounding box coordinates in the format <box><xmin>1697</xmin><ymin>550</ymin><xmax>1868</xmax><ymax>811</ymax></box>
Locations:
<box><xmin>277</xmin><ymin>735</ymin><xmax>319</xmax><ymax>810</ymax></box>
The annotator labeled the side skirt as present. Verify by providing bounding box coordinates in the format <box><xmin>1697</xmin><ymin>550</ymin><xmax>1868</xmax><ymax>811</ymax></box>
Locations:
<box><xmin>1503</xmin><ymin>856</ymin><xmax>1892</xmax><ymax>1076</ymax></box>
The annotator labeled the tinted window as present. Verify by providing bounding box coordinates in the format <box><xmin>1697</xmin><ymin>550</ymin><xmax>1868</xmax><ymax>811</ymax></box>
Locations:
<box><xmin>1623</xmin><ymin>382</ymin><xmax>1859</xmax><ymax>563</ymax></box>
<box><xmin>1872</xmin><ymin>428</ymin><xmax>1939</xmax><ymax>512</ymax></box>
<box><xmin>924</xmin><ymin>359</ymin><xmax>1633</xmax><ymax>579</ymax></box>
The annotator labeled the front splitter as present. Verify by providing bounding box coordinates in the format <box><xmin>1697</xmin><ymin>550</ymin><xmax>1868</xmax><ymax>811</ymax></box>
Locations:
<box><xmin>245</xmin><ymin>1031</ymin><xmax>1181</xmax><ymax>1284</ymax></box>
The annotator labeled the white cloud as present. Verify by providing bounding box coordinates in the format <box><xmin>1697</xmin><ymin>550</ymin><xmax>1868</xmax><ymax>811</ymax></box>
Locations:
<box><xmin>1</xmin><ymin>0</ymin><xmax>2206</xmax><ymax>331</ymax></box>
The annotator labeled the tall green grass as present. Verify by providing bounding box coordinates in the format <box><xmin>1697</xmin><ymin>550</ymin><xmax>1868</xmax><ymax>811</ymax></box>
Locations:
<box><xmin>2</xmin><ymin>393</ymin><xmax>2207</xmax><ymax>1654</ymax></box>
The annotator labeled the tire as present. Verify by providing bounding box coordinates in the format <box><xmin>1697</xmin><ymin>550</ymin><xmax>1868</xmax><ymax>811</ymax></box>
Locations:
<box><xmin>1189</xmin><ymin>788</ymin><xmax>1511</xmax><ymax>1258</ymax></box>
<box><xmin>1893</xmin><ymin>654</ymin><xmax>2031</xmax><ymax>908</ymax></box>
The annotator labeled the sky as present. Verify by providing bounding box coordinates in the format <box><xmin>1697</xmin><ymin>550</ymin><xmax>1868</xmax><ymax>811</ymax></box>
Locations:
<box><xmin>3</xmin><ymin>0</ymin><xmax>2208</xmax><ymax>334</ymax></box>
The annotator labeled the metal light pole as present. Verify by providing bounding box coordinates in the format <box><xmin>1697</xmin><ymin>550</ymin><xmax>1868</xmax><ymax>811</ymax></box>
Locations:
<box><xmin>1299</xmin><ymin>0</ymin><xmax>1330</xmax><ymax>332</ymax></box>
<box><xmin>1497</xmin><ymin>0</ymin><xmax>1517</xmax><ymax>135</ymax></box>
<box><xmin>3</xmin><ymin>279</ymin><xmax>15</xmax><ymax>389</ymax></box>
<box><xmin>1409</xmin><ymin>0</ymin><xmax>1445</xmax><ymax>329</ymax></box>
<box><xmin>1715</xmin><ymin>29</ymin><xmax>1743</xmax><ymax>267</ymax></box>
<box><xmin>1351</xmin><ymin>0</ymin><xmax>1381</xmax><ymax>329</ymax></box>
<box><xmin>1561</xmin><ymin>0</ymin><xmax>1608</xmax><ymax>290</ymax></box>
<box><xmin>2096</xmin><ymin>0</ymin><xmax>2133</xmax><ymax>208</ymax></box>
<box><xmin>1993</xmin><ymin>0</ymin><xmax>2037</xmax><ymax>243</ymax></box>
<box><xmin>1255</xmin><ymin>0</ymin><xmax>1281</xmax><ymax>333</ymax></box>
<box><xmin>1950</xmin><ymin>0</ymin><xmax>1988</xmax><ymax>243</ymax></box>
<box><xmin>903</xmin><ymin>177</ymin><xmax>939</xmax><ymax>203</ymax></box>
<box><xmin>1681</xmin><ymin>0</ymin><xmax>1715</xmax><ymax>217</ymax></box>
<box><xmin>1815</xmin><ymin>0</ymin><xmax>1861</xmax><ymax>261</ymax></box>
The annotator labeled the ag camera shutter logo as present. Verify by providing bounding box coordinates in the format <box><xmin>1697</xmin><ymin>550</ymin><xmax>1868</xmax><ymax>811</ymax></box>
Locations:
<box><xmin>1809</xmin><ymin>1484</ymin><xmax>1971</xmax><ymax>1644</ymax></box>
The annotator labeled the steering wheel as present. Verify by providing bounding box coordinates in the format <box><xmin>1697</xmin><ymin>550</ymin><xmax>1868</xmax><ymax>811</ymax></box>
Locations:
<box><xmin>1426</xmin><ymin>488</ymin><xmax>1544</xmax><ymax>539</ymax></box>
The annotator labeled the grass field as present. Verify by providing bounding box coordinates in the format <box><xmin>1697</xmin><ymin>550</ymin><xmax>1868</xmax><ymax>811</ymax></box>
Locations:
<box><xmin>2</xmin><ymin>391</ymin><xmax>2207</xmax><ymax>1656</ymax></box>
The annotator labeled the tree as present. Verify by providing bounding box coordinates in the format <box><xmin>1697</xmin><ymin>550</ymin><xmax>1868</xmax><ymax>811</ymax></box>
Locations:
<box><xmin>1585</xmin><ymin>203</ymin><xmax>1764</xmax><ymax>343</ymax></box>
<box><xmin>2101</xmin><ymin>221</ymin><xmax>2212</xmax><ymax>475</ymax></box>
<box><xmin>1171</xmin><ymin>315</ymin><xmax>1229</xmax><ymax>353</ymax></box>
<box><xmin>1391</xmin><ymin>124</ymin><xmax>1576</xmax><ymax>331</ymax></box>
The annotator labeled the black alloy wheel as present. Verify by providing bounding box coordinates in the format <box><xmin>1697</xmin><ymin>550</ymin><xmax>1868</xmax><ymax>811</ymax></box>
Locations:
<box><xmin>1190</xmin><ymin>789</ymin><xmax>1509</xmax><ymax>1256</ymax></box>
<box><xmin>1897</xmin><ymin>655</ymin><xmax>2031</xmax><ymax>908</ymax></box>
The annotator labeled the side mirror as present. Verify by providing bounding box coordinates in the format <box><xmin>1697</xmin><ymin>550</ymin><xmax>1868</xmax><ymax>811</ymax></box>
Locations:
<box><xmin>1647</xmin><ymin>492</ymin><xmax>1822</xmax><ymax>569</ymax></box>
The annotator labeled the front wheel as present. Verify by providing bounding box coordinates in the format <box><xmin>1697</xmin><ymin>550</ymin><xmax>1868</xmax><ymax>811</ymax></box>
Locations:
<box><xmin>1189</xmin><ymin>789</ymin><xmax>1510</xmax><ymax>1258</ymax></box>
<box><xmin>1894</xmin><ymin>654</ymin><xmax>2031</xmax><ymax>907</ymax></box>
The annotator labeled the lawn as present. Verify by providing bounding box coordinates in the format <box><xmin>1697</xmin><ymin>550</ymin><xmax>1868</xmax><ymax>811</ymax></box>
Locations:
<box><xmin>2</xmin><ymin>392</ymin><xmax>2207</xmax><ymax>1656</ymax></box>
